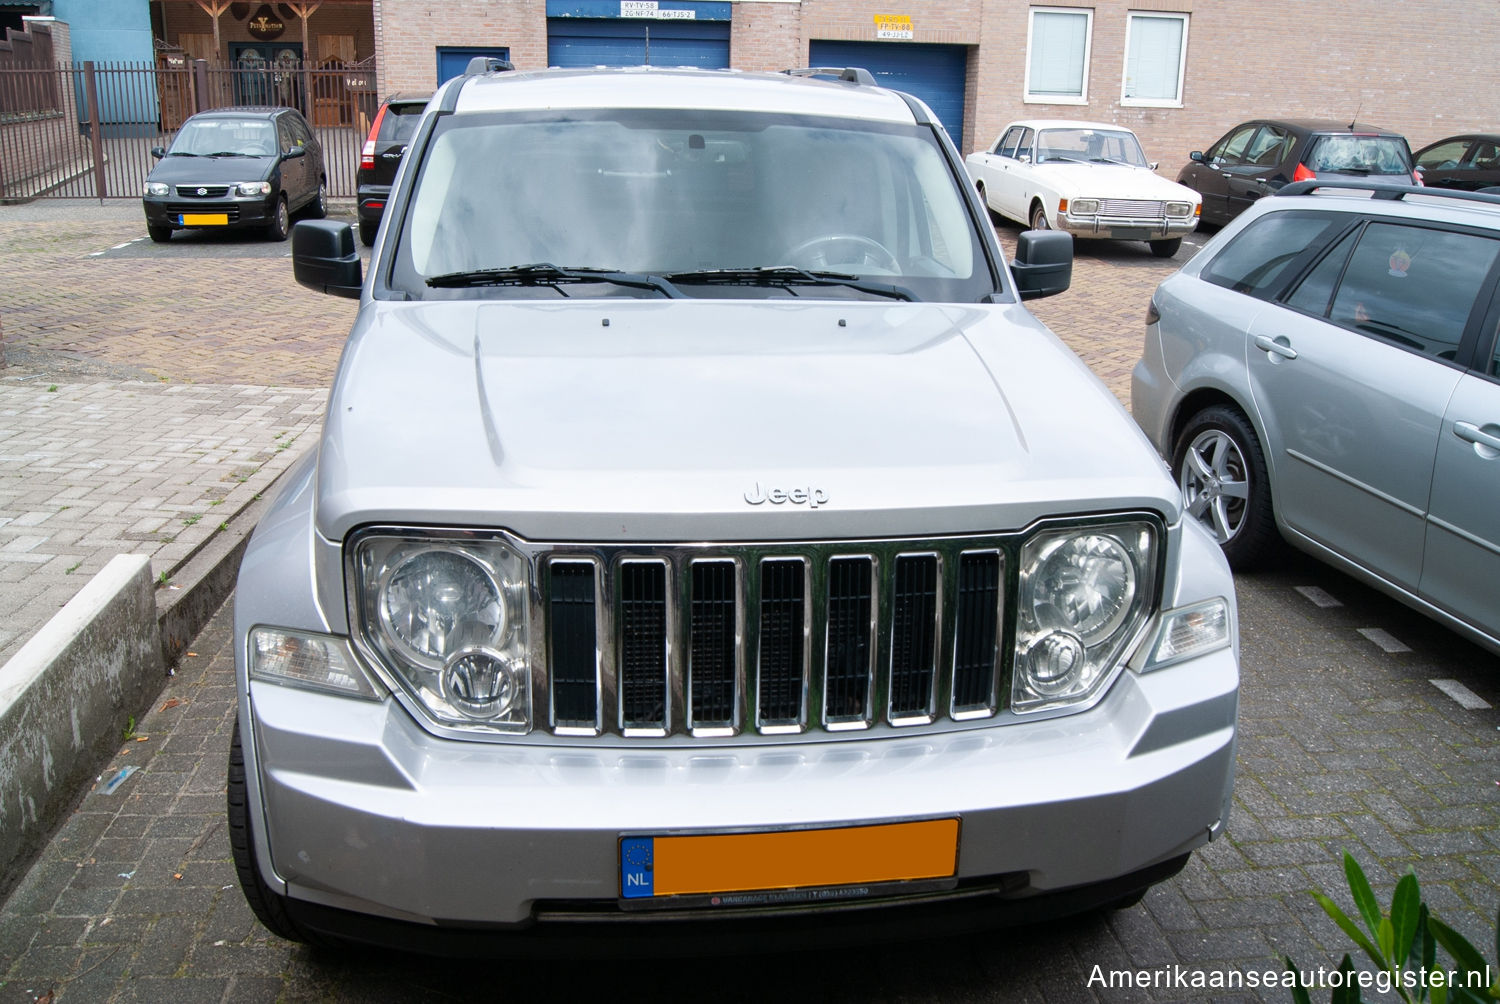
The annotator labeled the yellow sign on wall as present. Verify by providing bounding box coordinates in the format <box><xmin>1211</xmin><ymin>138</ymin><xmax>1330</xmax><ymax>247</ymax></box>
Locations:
<box><xmin>874</xmin><ymin>14</ymin><xmax>914</xmax><ymax>40</ymax></box>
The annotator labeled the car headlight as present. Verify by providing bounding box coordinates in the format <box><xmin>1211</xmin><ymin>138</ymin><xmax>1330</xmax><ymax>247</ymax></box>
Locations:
<box><xmin>236</xmin><ymin>181</ymin><xmax>272</xmax><ymax>196</ymax></box>
<box><xmin>1068</xmin><ymin>198</ymin><xmax>1100</xmax><ymax>215</ymax></box>
<box><xmin>143</xmin><ymin>182</ymin><xmax>169</xmax><ymax>197</ymax></box>
<box><xmin>1013</xmin><ymin>521</ymin><xmax>1157</xmax><ymax>712</ymax></box>
<box><xmin>1165</xmin><ymin>201</ymin><xmax>1194</xmax><ymax>218</ymax></box>
<box><xmin>351</xmin><ymin>533</ymin><xmax>532</xmax><ymax>732</ymax></box>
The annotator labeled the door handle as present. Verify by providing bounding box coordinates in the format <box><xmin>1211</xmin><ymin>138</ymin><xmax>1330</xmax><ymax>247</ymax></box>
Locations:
<box><xmin>1455</xmin><ymin>421</ymin><xmax>1500</xmax><ymax>452</ymax></box>
<box><xmin>1254</xmin><ymin>334</ymin><xmax>1298</xmax><ymax>360</ymax></box>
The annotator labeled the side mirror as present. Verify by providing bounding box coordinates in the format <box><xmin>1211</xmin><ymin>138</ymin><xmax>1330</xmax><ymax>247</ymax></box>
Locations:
<box><xmin>1189</xmin><ymin>150</ymin><xmax>1206</xmax><ymax>164</ymax></box>
<box><xmin>283</xmin><ymin>146</ymin><xmax>306</xmax><ymax>160</ymax></box>
<box><xmin>1011</xmin><ymin>230</ymin><xmax>1072</xmax><ymax>301</ymax></box>
<box><xmin>1149</xmin><ymin>161</ymin><xmax>1159</xmax><ymax>171</ymax></box>
<box><xmin>292</xmin><ymin>220</ymin><xmax>362</xmax><ymax>299</ymax></box>
<box><xmin>150</xmin><ymin>146</ymin><xmax>165</xmax><ymax>159</ymax></box>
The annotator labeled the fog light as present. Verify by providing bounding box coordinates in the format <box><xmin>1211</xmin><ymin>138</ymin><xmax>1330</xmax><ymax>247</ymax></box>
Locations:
<box><xmin>1026</xmin><ymin>631</ymin><xmax>1087</xmax><ymax>695</ymax></box>
<box><xmin>442</xmin><ymin>647</ymin><xmax>520</xmax><ymax>719</ymax></box>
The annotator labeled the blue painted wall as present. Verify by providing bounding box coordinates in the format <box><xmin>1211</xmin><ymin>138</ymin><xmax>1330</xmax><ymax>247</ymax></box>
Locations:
<box><xmin>52</xmin><ymin>1</ymin><xmax>158</xmax><ymax>128</ymax></box>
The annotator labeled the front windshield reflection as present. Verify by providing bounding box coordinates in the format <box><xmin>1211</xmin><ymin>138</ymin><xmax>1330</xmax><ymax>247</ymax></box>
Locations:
<box><xmin>170</xmin><ymin>119</ymin><xmax>276</xmax><ymax>157</ymax></box>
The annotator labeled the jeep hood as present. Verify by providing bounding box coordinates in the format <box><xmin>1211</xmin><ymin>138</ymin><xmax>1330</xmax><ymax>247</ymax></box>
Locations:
<box><xmin>315</xmin><ymin>299</ymin><xmax>1179</xmax><ymax>541</ymax></box>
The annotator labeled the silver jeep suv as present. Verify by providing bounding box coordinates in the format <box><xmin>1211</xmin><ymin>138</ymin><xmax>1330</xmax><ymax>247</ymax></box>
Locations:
<box><xmin>230</xmin><ymin>62</ymin><xmax>1239</xmax><ymax>951</ymax></box>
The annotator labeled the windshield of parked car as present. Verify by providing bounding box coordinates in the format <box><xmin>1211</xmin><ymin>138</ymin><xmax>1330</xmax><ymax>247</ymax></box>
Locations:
<box><xmin>1307</xmin><ymin>135</ymin><xmax>1411</xmax><ymax>175</ymax></box>
<box><xmin>169</xmin><ymin>119</ymin><xmax>277</xmax><ymax>157</ymax></box>
<box><xmin>390</xmin><ymin>109</ymin><xmax>994</xmax><ymax>302</ymax></box>
<box><xmin>1034</xmin><ymin>128</ymin><xmax>1148</xmax><ymax>167</ymax></box>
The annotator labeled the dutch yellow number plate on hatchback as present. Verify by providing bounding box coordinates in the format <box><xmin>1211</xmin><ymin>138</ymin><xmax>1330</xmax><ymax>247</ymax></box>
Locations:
<box><xmin>620</xmin><ymin>818</ymin><xmax>958</xmax><ymax>903</ymax></box>
<box><xmin>179</xmin><ymin>213</ymin><xmax>228</xmax><ymax>226</ymax></box>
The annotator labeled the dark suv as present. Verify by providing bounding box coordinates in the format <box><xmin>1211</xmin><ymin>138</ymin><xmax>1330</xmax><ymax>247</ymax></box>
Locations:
<box><xmin>355</xmin><ymin>92</ymin><xmax>430</xmax><ymax>246</ymax></box>
<box><xmin>1177</xmin><ymin>119</ymin><xmax>1418</xmax><ymax>226</ymax></box>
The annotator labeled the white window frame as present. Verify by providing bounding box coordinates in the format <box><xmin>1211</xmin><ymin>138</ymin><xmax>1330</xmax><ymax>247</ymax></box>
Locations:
<box><xmin>1120</xmin><ymin>10</ymin><xmax>1188</xmax><ymax>108</ymax></box>
<box><xmin>1024</xmin><ymin>6</ymin><xmax>1092</xmax><ymax>106</ymax></box>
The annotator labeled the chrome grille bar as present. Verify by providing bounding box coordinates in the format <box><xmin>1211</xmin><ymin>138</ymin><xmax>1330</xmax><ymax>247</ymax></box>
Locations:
<box><xmin>1097</xmin><ymin>198</ymin><xmax>1166</xmax><ymax>219</ymax></box>
<box><xmin>757</xmin><ymin>558</ymin><xmax>809</xmax><ymax>732</ymax></box>
<box><xmin>688</xmin><ymin>560</ymin><xmax>738</xmax><ymax>734</ymax></box>
<box><xmin>547</xmin><ymin>560</ymin><xmax>600</xmax><ymax>733</ymax></box>
<box><xmin>618</xmin><ymin>560</ymin><xmax>669</xmax><ymax>735</ymax></box>
<box><xmin>823</xmin><ymin>556</ymin><xmax>876</xmax><ymax>729</ymax></box>
<box><xmin>888</xmin><ymin>554</ymin><xmax>940</xmax><ymax>723</ymax></box>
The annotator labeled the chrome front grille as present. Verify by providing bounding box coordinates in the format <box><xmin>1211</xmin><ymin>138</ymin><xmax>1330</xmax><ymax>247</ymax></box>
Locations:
<box><xmin>1097</xmin><ymin>198</ymin><xmax>1166</xmax><ymax>220</ymax></box>
<box><xmin>538</xmin><ymin>538</ymin><xmax>1008</xmax><ymax>739</ymax></box>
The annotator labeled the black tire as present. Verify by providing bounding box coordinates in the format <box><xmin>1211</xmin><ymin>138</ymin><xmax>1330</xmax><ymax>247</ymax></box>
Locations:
<box><xmin>359</xmin><ymin>220</ymin><xmax>377</xmax><ymax>247</ymax></box>
<box><xmin>147</xmin><ymin>224</ymin><xmax>171</xmax><ymax>243</ymax></box>
<box><xmin>266</xmin><ymin>197</ymin><xmax>289</xmax><ymax>242</ymax></box>
<box><xmin>1150</xmin><ymin>237</ymin><xmax>1182</xmax><ymax>258</ymax></box>
<box><xmin>1171</xmin><ymin>405</ymin><xmax>1281</xmax><ymax>570</ymax></box>
<box><xmin>1029</xmin><ymin>201</ymin><xmax>1050</xmax><ymax>231</ymax></box>
<box><xmin>227</xmin><ymin>717</ymin><xmax>312</xmax><ymax>944</ymax></box>
<box><xmin>306</xmin><ymin>178</ymin><xmax>327</xmax><ymax>219</ymax></box>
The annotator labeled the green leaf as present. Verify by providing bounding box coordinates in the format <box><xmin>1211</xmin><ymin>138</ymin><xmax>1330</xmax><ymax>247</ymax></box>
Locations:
<box><xmin>1332</xmin><ymin>954</ymin><xmax>1366</xmax><ymax>1004</ymax></box>
<box><xmin>1392</xmin><ymin>873</ymin><xmax>1421</xmax><ymax>967</ymax></box>
<box><xmin>1285</xmin><ymin>956</ymin><xmax>1314</xmax><ymax>1004</ymax></box>
<box><xmin>1428</xmin><ymin>916</ymin><xmax>1491</xmax><ymax>988</ymax></box>
<box><xmin>1432</xmin><ymin>983</ymin><xmax>1447</xmax><ymax>1004</ymax></box>
<box><xmin>1381</xmin><ymin>916</ymin><xmax>1397</xmax><ymax>969</ymax></box>
<box><xmin>1419</xmin><ymin>904</ymin><xmax>1438</xmax><ymax>981</ymax></box>
<box><xmin>1316</xmin><ymin>890</ymin><xmax>1389</xmax><ymax>970</ymax></box>
<box><xmin>1347</xmin><ymin>852</ymin><xmax>1384</xmax><ymax>941</ymax></box>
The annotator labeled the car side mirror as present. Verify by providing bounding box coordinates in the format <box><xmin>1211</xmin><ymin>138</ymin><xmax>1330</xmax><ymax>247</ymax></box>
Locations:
<box><xmin>292</xmin><ymin>221</ymin><xmax>362</xmax><ymax>299</ymax></box>
<box><xmin>1149</xmin><ymin>161</ymin><xmax>1159</xmax><ymax>171</ymax></box>
<box><xmin>1189</xmin><ymin>150</ymin><xmax>1206</xmax><ymax>164</ymax></box>
<box><xmin>1011</xmin><ymin>230</ymin><xmax>1072</xmax><ymax>301</ymax></box>
<box><xmin>150</xmin><ymin>146</ymin><xmax>165</xmax><ymax>159</ymax></box>
<box><xmin>283</xmin><ymin>146</ymin><xmax>306</xmax><ymax>159</ymax></box>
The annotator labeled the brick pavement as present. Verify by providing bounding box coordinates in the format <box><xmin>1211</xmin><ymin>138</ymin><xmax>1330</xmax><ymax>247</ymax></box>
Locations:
<box><xmin>2</xmin><ymin>209</ymin><xmax>1498</xmax><ymax>1002</ymax></box>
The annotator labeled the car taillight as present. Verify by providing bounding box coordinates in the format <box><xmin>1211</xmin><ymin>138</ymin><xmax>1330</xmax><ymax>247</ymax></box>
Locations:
<box><xmin>360</xmin><ymin>104</ymin><xmax>388</xmax><ymax>170</ymax></box>
<box><xmin>1292</xmin><ymin>162</ymin><xmax>1315</xmax><ymax>183</ymax></box>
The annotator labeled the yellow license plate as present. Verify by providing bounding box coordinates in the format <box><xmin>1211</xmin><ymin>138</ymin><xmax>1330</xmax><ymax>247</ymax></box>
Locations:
<box><xmin>180</xmin><ymin>213</ymin><xmax>228</xmax><ymax>225</ymax></box>
<box><xmin>620</xmin><ymin>818</ymin><xmax>958</xmax><ymax>900</ymax></box>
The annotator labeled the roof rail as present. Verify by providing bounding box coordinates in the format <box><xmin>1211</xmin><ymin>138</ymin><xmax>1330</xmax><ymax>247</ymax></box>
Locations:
<box><xmin>465</xmin><ymin>56</ymin><xmax>515</xmax><ymax>75</ymax></box>
<box><xmin>1277</xmin><ymin>178</ymin><xmax>1500</xmax><ymax>208</ymax></box>
<box><xmin>782</xmin><ymin>66</ymin><xmax>877</xmax><ymax>85</ymax></box>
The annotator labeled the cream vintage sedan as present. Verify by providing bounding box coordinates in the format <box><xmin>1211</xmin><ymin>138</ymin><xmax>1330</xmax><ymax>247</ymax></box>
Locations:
<box><xmin>967</xmin><ymin>119</ymin><xmax>1201</xmax><ymax>258</ymax></box>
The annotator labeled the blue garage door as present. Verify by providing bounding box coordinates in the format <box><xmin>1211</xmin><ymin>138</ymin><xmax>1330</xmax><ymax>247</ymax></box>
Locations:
<box><xmin>437</xmin><ymin>46</ymin><xmax>512</xmax><ymax>86</ymax></box>
<box><xmin>808</xmin><ymin>41</ymin><xmax>967</xmax><ymax>149</ymax></box>
<box><xmin>548</xmin><ymin>19</ymin><xmax>730</xmax><ymax>68</ymax></box>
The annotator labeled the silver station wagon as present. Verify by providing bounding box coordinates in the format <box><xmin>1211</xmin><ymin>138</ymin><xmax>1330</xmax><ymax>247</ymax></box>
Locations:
<box><xmin>229</xmin><ymin>62</ymin><xmax>1239</xmax><ymax>951</ymax></box>
<box><xmin>1134</xmin><ymin>180</ymin><xmax>1500</xmax><ymax>656</ymax></box>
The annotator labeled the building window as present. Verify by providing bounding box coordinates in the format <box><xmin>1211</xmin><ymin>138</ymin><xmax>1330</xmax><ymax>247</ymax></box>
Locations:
<box><xmin>1121</xmin><ymin>11</ymin><xmax>1188</xmax><ymax>107</ymax></box>
<box><xmin>1025</xmin><ymin>7</ymin><xmax>1091</xmax><ymax>104</ymax></box>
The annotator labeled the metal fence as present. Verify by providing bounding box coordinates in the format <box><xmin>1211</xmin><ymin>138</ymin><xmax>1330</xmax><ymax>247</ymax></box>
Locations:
<box><xmin>0</xmin><ymin>59</ymin><xmax>376</xmax><ymax>202</ymax></box>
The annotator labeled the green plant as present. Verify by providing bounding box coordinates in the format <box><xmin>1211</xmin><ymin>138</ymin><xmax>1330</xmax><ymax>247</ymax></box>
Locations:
<box><xmin>182</xmin><ymin>513</ymin><xmax>201</xmax><ymax>526</ymax></box>
<box><xmin>47</xmin><ymin>384</ymin><xmax>58</xmax><ymax>392</ymax></box>
<box><xmin>218</xmin><ymin>521</ymin><xmax>229</xmax><ymax>531</ymax></box>
<box><xmin>122</xmin><ymin>716</ymin><xmax>136</xmax><ymax>741</ymax></box>
<box><xmin>1288</xmin><ymin>852</ymin><xmax>1499</xmax><ymax>1003</ymax></box>
<box><xmin>157</xmin><ymin>571</ymin><xmax>170</xmax><ymax>585</ymax></box>
<box><xmin>65</xmin><ymin>561</ymin><xmax>80</xmax><ymax>575</ymax></box>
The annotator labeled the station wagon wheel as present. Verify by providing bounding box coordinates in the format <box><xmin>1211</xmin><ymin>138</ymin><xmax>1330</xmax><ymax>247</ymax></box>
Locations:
<box><xmin>1172</xmin><ymin>405</ymin><xmax>1280</xmax><ymax>569</ymax></box>
<box><xmin>1030</xmin><ymin>202</ymin><xmax>1050</xmax><ymax>231</ymax></box>
<box><xmin>147</xmin><ymin>224</ymin><xmax>171</xmax><ymax>243</ymax></box>
<box><xmin>267</xmin><ymin>196</ymin><xmax>289</xmax><ymax>242</ymax></box>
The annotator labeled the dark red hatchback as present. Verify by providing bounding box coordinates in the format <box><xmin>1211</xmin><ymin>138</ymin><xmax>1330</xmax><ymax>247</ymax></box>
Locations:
<box><xmin>1176</xmin><ymin>119</ymin><xmax>1419</xmax><ymax>226</ymax></box>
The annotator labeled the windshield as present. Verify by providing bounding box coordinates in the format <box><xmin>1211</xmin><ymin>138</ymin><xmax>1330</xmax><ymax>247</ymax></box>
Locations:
<box><xmin>389</xmin><ymin>109</ymin><xmax>994</xmax><ymax>302</ymax></box>
<box><xmin>169</xmin><ymin>118</ymin><xmax>276</xmax><ymax>157</ymax></box>
<box><xmin>1308</xmin><ymin>135</ymin><xmax>1411</xmax><ymax>175</ymax></box>
<box><xmin>1035</xmin><ymin>128</ymin><xmax>1148</xmax><ymax>166</ymax></box>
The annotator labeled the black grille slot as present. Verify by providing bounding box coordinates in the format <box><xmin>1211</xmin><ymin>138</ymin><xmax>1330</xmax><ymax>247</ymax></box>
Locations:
<box><xmin>619</xmin><ymin>561</ymin><xmax>668</xmax><ymax>730</ymax></box>
<box><xmin>952</xmin><ymin>551</ymin><xmax>1002</xmax><ymax>712</ymax></box>
<box><xmin>548</xmin><ymin>562</ymin><xmax>598</xmax><ymax>729</ymax></box>
<box><xmin>757</xmin><ymin>559</ymin><xmax>806</xmax><ymax>726</ymax></box>
<box><xmin>889</xmin><ymin>555</ymin><xmax>939</xmax><ymax>718</ymax></box>
<box><xmin>689</xmin><ymin>561</ymin><xmax>737</xmax><ymax>729</ymax></box>
<box><xmin>823</xmin><ymin>557</ymin><xmax>873</xmax><ymax>722</ymax></box>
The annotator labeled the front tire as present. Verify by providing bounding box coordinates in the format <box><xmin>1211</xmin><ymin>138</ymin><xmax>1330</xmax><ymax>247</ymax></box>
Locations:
<box><xmin>1172</xmin><ymin>405</ymin><xmax>1280</xmax><ymax>569</ymax></box>
<box><xmin>147</xmin><ymin>224</ymin><xmax>171</xmax><ymax>243</ymax></box>
<box><xmin>1029</xmin><ymin>201</ymin><xmax>1050</xmax><ymax>231</ymax></box>
<box><xmin>266</xmin><ymin>197</ymin><xmax>289</xmax><ymax>242</ymax></box>
<box><xmin>228</xmin><ymin>718</ymin><xmax>312</xmax><ymax>944</ymax></box>
<box><xmin>1150</xmin><ymin>237</ymin><xmax>1182</xmax><ymax>258</ymax></box>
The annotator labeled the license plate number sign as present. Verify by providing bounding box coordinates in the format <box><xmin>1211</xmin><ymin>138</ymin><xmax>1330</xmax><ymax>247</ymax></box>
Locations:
<box><xmin>180</xmin><ymin>213</ymin><xmax>228</xmax><ymax>225</ymax></box>
<box><xmin>620</xmin><ymin>818</ymin><xmax>958</xmax><ymax>903</ymax></box>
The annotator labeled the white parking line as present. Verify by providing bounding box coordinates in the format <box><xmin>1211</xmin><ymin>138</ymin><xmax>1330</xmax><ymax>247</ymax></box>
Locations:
<box><xmin>1357</xmin><ymin>627</ymin><xmax>1412</xmax><ymax>653</ymax></box>
<box><xmin>1429</xmin><ymin>678</ymin><xmax>1493</xmax><ymax>710</ymax></box>
<box><xmin>1295</xmin><ymin>586</ymin><xmax>1343</xmax><ymax>608</ymax></box>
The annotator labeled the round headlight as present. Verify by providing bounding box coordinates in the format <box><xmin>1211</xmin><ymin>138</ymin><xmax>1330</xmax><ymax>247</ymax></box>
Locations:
<box><xmin>1025</xmin><ymin>632</ymin><xmax>1087</xmax><ymax>695</ymax></box>
<box><xmin>441</xmin><ymin>647</ymin><xmax>521</xmax><ymax>719</ymax></box>
<box><xmin>1029</xmin><ymin>534</ymin><xmax>1136</xmax><ymax>644</ymax></box>
<box><xmin>378</xmin><ymin>548</ymin><xmax>505</xmax><ymax>669</ymax></box>
<box><xmin>143</xmin><ymin>182</ymin><xmax>170</xmax><ymax>197</ymax></box>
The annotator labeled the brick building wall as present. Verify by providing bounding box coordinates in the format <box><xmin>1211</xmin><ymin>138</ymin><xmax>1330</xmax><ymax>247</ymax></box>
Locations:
<box><xmin>157</xmin><ymin>2</ymin><xmax>376</xmax><ymax>65</ymax></box>
<box><xmin>359</xmin><ymin>0</ymin><xmax>1497</xmax><ymax>177</ymax></box>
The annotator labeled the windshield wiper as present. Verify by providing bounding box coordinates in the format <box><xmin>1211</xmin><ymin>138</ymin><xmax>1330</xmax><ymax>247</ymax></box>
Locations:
<box><xmin>664</xmin><ymin>266</ymin><xmax>914</xmax><ymax>302</ymax></box>
<box><xmin>1091</xmin><ymin>157</ymin><xmax>1137</xmax><ymax>167</ymax></box>
<box><xmin>167</xmin><ymin>151</ymin><xmax>199</xmax><ymax>157</ymax></box>
<box><xmin>1043</xmin><ymin>155</ymin><xmax>1090</xmax><ymax>165</ymax></box>
<box><xmin>425</xmin><ymin>263</ymin><xmax>683</xmax><ymax>298</ymax></box>
<box><xmin>205</xmin><ymin>150</ymin><xmax>253</xmax><ymax>158</ymax></box>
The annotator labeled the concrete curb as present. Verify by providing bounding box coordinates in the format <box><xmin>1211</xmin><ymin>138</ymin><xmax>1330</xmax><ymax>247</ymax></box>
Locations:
<box><xmin>0</xmin><ymin>448</ymin><xmax>309</xmax><ymax>904</ymax></box>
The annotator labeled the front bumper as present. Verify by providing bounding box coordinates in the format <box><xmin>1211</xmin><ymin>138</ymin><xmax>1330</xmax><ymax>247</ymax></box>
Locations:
<box><xmin>1055</xmin><ymin>213</ymin><xmax>1198</xmax><ymax>241</ymax></box>
<box><xmin>241</xmin><ymin>636</ymin><xmax>1236</xmax><ymax>929</ymax></box>
<box><xmin>142</xmin><ymin>194</ymin><xmax>277</xmax><ymax>230</ymax></box>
